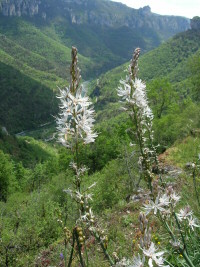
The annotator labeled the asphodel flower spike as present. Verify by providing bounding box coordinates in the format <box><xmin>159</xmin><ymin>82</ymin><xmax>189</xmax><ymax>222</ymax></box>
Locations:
<box><xmin>117</xmin><ymin>48</ymin><xmax>155</xmax><ymax>190</ymax></box>
<box><xmin>56</xmin><ymin>47</ymin><xmax>97</xmax><ymax>149</ymax></box>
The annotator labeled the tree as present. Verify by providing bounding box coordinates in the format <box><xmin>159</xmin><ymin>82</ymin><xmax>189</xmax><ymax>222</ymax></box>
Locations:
<box><xmin>190</xmin><ymin>51</ymin><xmax>200</xmax><ymax>101</ymax></box>
<box><xmin>147</xmin><ymin>78</ymin><xmax>176</xmax><ymax>119</ymax></box>
<box><xmin>0</xmin><ymin>150</ymin><xmax>16</xmax><ymax>202</ymax></box>
<box><xmin>190</xmin><ymin>16</ymin><xmax>200</xmax><ymax>30</ymax></box>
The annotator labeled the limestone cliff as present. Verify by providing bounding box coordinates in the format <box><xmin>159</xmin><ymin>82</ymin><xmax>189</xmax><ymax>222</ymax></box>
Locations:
<box><xmin>0</xmin><ymin>0</ymin><xmax>40</xmax><ymax>16</ymax></box>
<box><xmin>62</xmin><ymin>2</ymin><xmax>189</xmax><ymax>34</ymax></box>
<box><xmin>0</xmin><ymin>0</ymin><xmax>190</xmax><ymax>37</ymax></box>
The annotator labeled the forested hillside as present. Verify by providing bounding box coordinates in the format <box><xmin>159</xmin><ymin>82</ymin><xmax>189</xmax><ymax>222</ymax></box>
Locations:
<box><xmin>0</xmin><ymin>0</ymin><xmax>190</xmax><ymax>132</ymax></box>
<box><xmin>0</xmin><ymin>1</ymin><xmax>200</xmax><ymax>266</ymax></box>
<box><xmin>91</xmin><ymin>28</ymin><xmax>200</xmax><ymax>106</ymax></box>
<box><xmin>89</xmin><ymin>25</ymin><xmax>200</xmax><ymax>148</ymax></box>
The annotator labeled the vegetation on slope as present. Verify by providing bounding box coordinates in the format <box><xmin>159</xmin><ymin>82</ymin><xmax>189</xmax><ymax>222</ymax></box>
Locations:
<box><xmin>0</xmin><ymin>0</ymin><xmax>191</xmax><ymax>133</ymax></box>
<box><xmin>89</xmin><ymin>28</ymin><xmax>200</xmax><ymax>151</ymax></box>
<box><xmin>0</xmin><ymin>62</ymin><xmax>58</xmax><ymax>133</ymax></box>
<box><xmin>0</xmin><ymin>15</ymin><xmax>93</xmax><ymax>133</ymax></box>
<box><xmin>1</xmin><ymin>119</ymin><xmax>200</xmax><ymax>266</ymax></box>
<box><xmin>90</xmin><ymin>29</ymin><xmax>200</xmax><ymax>107</ymax></box>
<box><xmin>0</xmin><ymin>16</ymin><xmax>92</xmax><ymax>79</ymax></box>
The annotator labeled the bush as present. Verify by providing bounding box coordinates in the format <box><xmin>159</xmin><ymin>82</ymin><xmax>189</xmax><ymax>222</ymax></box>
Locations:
<box><xmin>0</xmin><ymin>150</ymin><xmax>18</xmax><ymax>201</ymax></box>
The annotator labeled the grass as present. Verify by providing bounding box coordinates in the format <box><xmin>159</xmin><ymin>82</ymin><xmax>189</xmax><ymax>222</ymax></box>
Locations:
<box><xmin>166</xmin><ymin>136</ymin><xmax>200</xmax><ymax>168</ymax></box>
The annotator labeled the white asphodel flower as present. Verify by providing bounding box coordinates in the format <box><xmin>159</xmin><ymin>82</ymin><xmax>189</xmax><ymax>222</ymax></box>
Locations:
<box><xmin>131</xmin><ymin>78</ymin><xmax>153</xmax><ymax>120</ymax></box>
<box><xmin>177</xmin><ymin>206</ymin><xmax>193</xmax><ymax>221</ymax></box>
<box><xmin>143</xmin><ymin>194</ymin><xmax>170</xmax><ymax>215</ymax></box>
<box><xmin>132</xmin><ymin>78</ymin><xmax>146</xmax><ymax>104</ymax></box>
<box><xmin>115</xmin><ymin>257</ymin><xmax>131</xmax><ymax>267</ymax></box>
<box><xmin>117</xmin><ymin>80</ymin><xmax>131</xmax><ymax>100</ymax></box>
<box><xmin>56</xmin><ymin>47</ymin><xmax>98</xmax><ymax>148</ymax></box>
<box><xmin>75</xmin><ymin>191</ymin><xmax>93</xmax><ymax>202</ymax></box>
<box><xmin>117</xmin><ymin>63</ymin><xmax>154</xmax><ymax>151</ymax></box>
<box><xmin>187</xmin><ymin>216</ymin><xmax>200</xmax><ymax>231</ymax></box>
<box><xmin>130</xmin><ymin>254</ymin><xmax>144</xmax><ymax>267</ymax></box>
<box><xmin>159</xmin><ymin>194</ymin><xmax>170</xmax><ymax>206</ymax></box>
<box><xmin>169</xmin><ymin>192</ymin><xmax>181</xmax><ymax>206</ymax></box>
<box><xmin>56</xmin><ymin>86</ymin><xmax>97</xmax><ymax>147</ymax></box>
<box><xmin>115</xmin><ymin>256</ymin><xmax>144</xmax><ymax>267</ymax></box>
<box><xmin>142</xmin><ymin>243</ymin><xmax>169</xmax><ymax>267</ymax></box>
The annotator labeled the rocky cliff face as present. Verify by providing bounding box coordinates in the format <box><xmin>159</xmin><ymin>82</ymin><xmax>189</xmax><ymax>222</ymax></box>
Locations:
<box><xmin>62</xmin><ymin>1</ymin><xmax>188</xmax><ymax>31</ymax></box>
<box><xmin>64</xmin><ymin>2</ymin><xmax>189</xmax><ymax>38</ymax></box>
<box><xmin>0</xmin><ymin>0</ymin><xmax>190</xmax><ymax>51</ymax></box>
<box><xmin>0</xmin><ymin>0</ymin><xmax>189</xmax><ymax>35</ymax></box>
<box><xmin>0</xmin><ymin>0</ymin><xmax>40</xmax><ymax>16</ymax></box>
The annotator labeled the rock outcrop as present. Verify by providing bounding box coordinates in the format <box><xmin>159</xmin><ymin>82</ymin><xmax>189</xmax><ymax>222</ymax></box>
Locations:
<box><xmin>191</xmin><ymin>16</ymin><xmax>200</xmax><ymax>30</ymax></box>
<box><xmin>0</xmin><ymin>0</ymin><xmax>40</xmax><ymax>17</ymax></box>
<box><xmin>0</xmin><ymin>0</ymin><xmax>190</xmax><ymax>37</ymax></box>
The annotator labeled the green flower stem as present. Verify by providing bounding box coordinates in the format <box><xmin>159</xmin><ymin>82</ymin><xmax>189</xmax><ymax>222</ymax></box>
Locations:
<box><xmin>173</xmin><ymin>212</ymin><xmax>188</xmax><ymax>254</ymax></box>
<box><xmin>84</xmin><ymin>238</ymin><xmax>89</xmax><ymax>267</ymax></box>
<box><xmin>159</xmin><ymin>212</ymin><xmax>195</xmax><ymax>267</ymax></box>
<box><xmin>181</xmin><ymin>249</ymin><xmax>195</xmax><ymax>267</ymax></box>
<box><xmin>64</xmin><ymin>239</ymin><xmax>67</xmax><ymax>267</ymax></box>
<box><xmin>75</xmin><ymin>229</ymin><xmax>85</xmax><ymax>267</ymax></box>
<box><xmin>68</xmin><ymin>231</ymin><xmax>75</xmax><ymax>267</ymax></box>
<box><xmin>81</xmin><ymin>221</ymin><xmax>89</xmax><ymax>267</ymax></box>
<box><xmin>92</xmin><ymin>230</ymin><xmax>115</xmax><ymax>266</ymax></box>
<box><xmin>192</xmin><ymin>167</ymin><xmax>200</xmax><ymax>207</ymax></box>
<box><xmin>147</xmin><ymin>128</ymin><xmax>164</xmax><ymax>185</ymax></box>
<box><xmin>130</xmin><ymin>106</ymin><xmax>153</xmax><ymax>193</ymax></box>
<box><xmin>159</xmin><ymin>213</ymin><xmax>176</xmax><ymax>241</ymax></box>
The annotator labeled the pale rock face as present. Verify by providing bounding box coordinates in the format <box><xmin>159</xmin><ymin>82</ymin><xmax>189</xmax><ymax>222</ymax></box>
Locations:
<box><xmin>42</xmin><ymin>12</ymin><xmax>46</xmax><ymax>19</ymax></box>
<box><xmin>0</xmin><ymin>0</ymin><xmax>190</xmax><ymax>35</ymax></box>
<box><xmin>138</xmin><ymin>5</ymin><xmax>151</xmax><ymax>16</ymax></box>
<box><xmin>71</xmin><ymin>14</ymin><xmax>76</xmax><ymax>24</ymax></box>
<box><xmin>66</xmin><ymin>3</ymin><xmax>189</xmax><ymax>33</ymax></box>
<box><xmin>0</xmin><ymin>0</ymin><xmax>39</xmax><ymax>17</ymax></box>
<box><xmin>1</xmin><ymin>127</ymin><xmax>9</xmax><ymax>136</ymax></box>
<box><xmin>9</xmin><ymin>3</ymin><xmax>15</xmax><ymax>16</ymax></box>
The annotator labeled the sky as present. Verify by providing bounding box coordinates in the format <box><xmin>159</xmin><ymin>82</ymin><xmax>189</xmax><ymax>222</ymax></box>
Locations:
<box><xmin>111</xmin><ymin>0</ymin><xmax>200</xmax><ymax>18</ymax></box>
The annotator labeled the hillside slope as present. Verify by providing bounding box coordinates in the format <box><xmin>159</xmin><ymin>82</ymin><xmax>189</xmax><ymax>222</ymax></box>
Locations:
<box><xmin>89</xmin><ymin>26</ymin><xmax>200</xmax><ymax>151</ymax></box>
<box><xmin>0</xmin><ymin>0</ymin><xmax>191</xmax><ymax>133</ymax></box>
<box><xmin>0</xmin><ymin>0</ymin><xmax>190</xmax><ymax>77</ymax></box>
<box><xmin>0</xmin><ymin>62</ymin><xmax>58</xmax><ymax>133</ymax></box>
<box><xmin>90</xmin><ymin>28</ymin><xmax>200</xmax><ymax>109</ymax></box>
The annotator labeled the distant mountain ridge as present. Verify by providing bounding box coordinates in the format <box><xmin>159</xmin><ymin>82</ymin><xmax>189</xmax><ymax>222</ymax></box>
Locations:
<box><xmin>0</xmin><ymin>0</ymin><xmax>192</xmax><ymax>133</ymax></box>
<box><xmin>0</xmin><ymin>0</ymin><xmax>190</xmax><ymax>76</ymax></box>
<box><xmin>0</xmin><ymin>0</ymin><xmax>189</xmax><ymax>38</ymax></box>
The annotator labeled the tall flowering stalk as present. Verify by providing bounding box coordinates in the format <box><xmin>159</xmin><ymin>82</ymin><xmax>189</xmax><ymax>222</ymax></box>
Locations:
<box><xmin>118</xmin><ymin>48</ymin><xmax>155</xmax><ymax>191</ymax></box>
<box><xmin>117</xmin><ymin>48</ymin><xmax>199</xmax><ymax>267</ymax></box>
<box><xmin>189</xmin><ymin>157</ymin><xmax>200</xmax><ymax>208</ymax></box>
<box><xmin>56</xmin><ymin>47</ymin><xmax>97</xmax><ymax>167</ymax></box>
<box><xmin>56</xmin><ymin>47</ymin><xmax>114</xmax><ymax>267</ymax></box>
